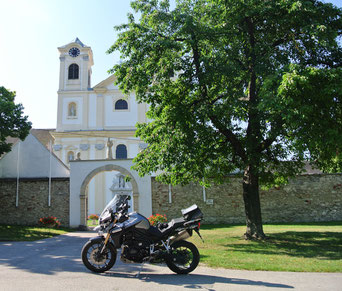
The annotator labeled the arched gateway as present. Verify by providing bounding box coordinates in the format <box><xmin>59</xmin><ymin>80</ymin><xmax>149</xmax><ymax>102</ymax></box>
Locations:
<box><xmin>69</xmin><ymin>159</ymin><xmax>152</xmax><ymax>228</ymax></box>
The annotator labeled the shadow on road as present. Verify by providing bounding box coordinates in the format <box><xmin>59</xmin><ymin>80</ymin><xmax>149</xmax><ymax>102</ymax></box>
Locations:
<box><xmin>0</xmin><ymin>232</ymin><xmax>294</xmax><ymax>289</ymax></box>
<box><xmin>0</xmin><ymin>233</ymin><xmax>89</xmax><ymax>275</ymax></box>
<box><xmin>102</xmin><ymin>269</ymin><xmax>294</xmax><ymax>289</ymax></box>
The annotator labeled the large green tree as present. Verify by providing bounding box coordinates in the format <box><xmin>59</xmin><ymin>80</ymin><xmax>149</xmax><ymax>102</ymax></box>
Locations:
<box><xmin>0</xmin><ymin>87</ymin><xmax>31</xmax><ymax>156</ymax></box>
<box><xmin>109</xmin><ymin>0</ymin><xmax>342</xmax><ymax>239</ymax></box>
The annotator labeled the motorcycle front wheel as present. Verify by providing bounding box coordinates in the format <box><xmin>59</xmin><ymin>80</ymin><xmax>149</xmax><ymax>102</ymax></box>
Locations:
<box><xmin>165</xmin><ymin>240</ymin><xmax>200</xmax><ymax>274</ymax></box>
<box><xmin>81</xmin><ymin>239</ymin><xmax>117</xmax><ymax>273</ymax></box>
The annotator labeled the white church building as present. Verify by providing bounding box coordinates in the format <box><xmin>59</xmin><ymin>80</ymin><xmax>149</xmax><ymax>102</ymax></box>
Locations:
<box><xmin>51</xmin><ymin>38</ymin><xmax>150</xmax><ymax>216</ymax></box>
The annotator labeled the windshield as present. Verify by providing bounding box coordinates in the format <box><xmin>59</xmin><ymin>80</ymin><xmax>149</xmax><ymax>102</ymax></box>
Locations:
<box><xmin>100</xmin><ymin>194</ymin><xmax>130</xmax><ymax>219</ymax></box>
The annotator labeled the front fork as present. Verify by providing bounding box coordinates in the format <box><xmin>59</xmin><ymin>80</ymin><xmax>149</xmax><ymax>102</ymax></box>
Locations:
<box><xmin>100</xmin><ymin>233</ymin><xmax>111</xmax><ymax>254</ymax></box>
<box><xmin>100</xmin><ymin>218</ymin><xmax>117</xmax><ymax>254</ymax></box>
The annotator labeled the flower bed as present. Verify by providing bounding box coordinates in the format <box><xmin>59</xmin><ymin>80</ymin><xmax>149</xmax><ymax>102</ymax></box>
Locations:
<box><xmin>38</xmin><ymin>216</ymin><xmax>61</xmax><ymax>228</ymax></box>
<box><xmin>148</xmin><ymin>213</ymin><xmax>167</xmax><ymax>226</ymax></box>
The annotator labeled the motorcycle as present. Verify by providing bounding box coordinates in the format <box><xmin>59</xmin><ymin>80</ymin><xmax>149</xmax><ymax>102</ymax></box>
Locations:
<box><xmin>81</xmin><ymin>195</ymin><xmax>203</xmax><ymax>274</ymax></box>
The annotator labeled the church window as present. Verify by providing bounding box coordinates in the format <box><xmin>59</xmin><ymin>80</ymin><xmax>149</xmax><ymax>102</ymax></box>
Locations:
<box><xmin>116</xmin><ymin>144</ymin><xmax>127</xmax><ymax>159</ymax></box>
<box><xmin>68</xmin><ymin>63</ymin><xmax>79</xmax><ymax>79</ymax></box>
<box><xmin>115</xmin><ymin>99</ymin><xmax>128</xmax><ymax>110</ymax></box>
<box><xmin>67</xmin><ymin>151</ymin><xmax>75</xmax><ymax>163</ymax></box>
<box><xmin>68</xmin><ymin>102</ymin><xmax>77</xmax><ymax>117</ymax></box>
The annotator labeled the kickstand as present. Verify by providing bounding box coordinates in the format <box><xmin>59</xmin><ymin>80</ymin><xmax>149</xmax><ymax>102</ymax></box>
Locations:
<box><xmin>135</xmin><ymin>262</ymin><xmax>145</xmax><ymax>278</ymax></box>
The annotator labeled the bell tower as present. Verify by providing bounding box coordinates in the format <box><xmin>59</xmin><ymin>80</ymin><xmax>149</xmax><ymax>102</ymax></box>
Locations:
<box><xmin>56</xmin><ymin>38</ymin><xmax>94</xmax><ymax>132</ymax></box>
<box><xmin>57</xmin><ymin>37</ymin><xmax>94</xmax><ymax>91</ymax></box>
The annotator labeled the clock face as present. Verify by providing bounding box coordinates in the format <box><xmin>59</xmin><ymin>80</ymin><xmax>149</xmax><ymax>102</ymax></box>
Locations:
<box><xmin>69</xmin><ymin>47</ymin><xmax>80</xmax><ymax>58</ymax></box>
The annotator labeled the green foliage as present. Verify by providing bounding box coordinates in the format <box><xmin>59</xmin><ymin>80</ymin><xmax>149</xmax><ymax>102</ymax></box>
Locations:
<box><xmin>110</xmin><ymin>0</ymin><xmax>342</xmax><ymax>186</ymax></box>
<box><xmin>0</xmin><ymin>86</ymin><xmax>31</xmax><ymax>156</ymax></box>
<box><xmin>109</xmin><ymin>0</ymin><xmax>342</xmax><ymax>237</ymax></box>
<box><xmin>0</xmin><ymin>224</ymin><xmax>72</xmax><ymax>241</ymax></box>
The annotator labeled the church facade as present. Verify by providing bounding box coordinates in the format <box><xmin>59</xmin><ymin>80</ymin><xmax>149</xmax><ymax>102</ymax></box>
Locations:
<box><xmin>52</xmin><ymin>38</ymin><xmax>149</xmax><ymax>215</ymax></box>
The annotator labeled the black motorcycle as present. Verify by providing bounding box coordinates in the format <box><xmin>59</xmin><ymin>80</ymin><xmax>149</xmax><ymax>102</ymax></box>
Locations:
<box><xmin>81</xmin><ymin>196</ymin><xmax>203</xmax><ymax>274</ymax></box>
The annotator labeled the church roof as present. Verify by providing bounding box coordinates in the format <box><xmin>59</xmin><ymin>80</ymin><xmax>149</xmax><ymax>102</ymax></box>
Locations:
<box><xmin>0</xmin><ymin>129</ymin><xmax>56</xmax><ymax>160</ymax></box>
<box><xmin>71</xmin><ymin>37</ymin><xmax>86</xmax><ymax>47</ymax></box>
<box><xmin>31</xmin><ymin>129</ymin><xmax>55</xmax><ymax>149</ymax></box>
<box><xmin>58</xmin><ymin>37</ymin><xmax>89</xmax><ymax>49</ymax></box>
<box><xmin>93</xmin><ymin>74</ymin><xmax>117</xmax><ymax>89</ymax></box>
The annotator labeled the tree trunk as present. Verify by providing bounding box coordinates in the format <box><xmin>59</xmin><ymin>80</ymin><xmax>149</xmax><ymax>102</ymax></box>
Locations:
<box><xmin>242</xmin><ymin>165</ymin><xmax>266</xmax><ymax>240</ymax></box>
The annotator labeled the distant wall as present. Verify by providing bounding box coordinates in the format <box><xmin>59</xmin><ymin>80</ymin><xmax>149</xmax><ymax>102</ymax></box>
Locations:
<box><xmin>0</xmin><ymin>178</ymin><xmax>69</xmax><ymax>227</ymax></box>
<box><xmin>151</xmin><ymin>174</ymin><xmax>342</xmax><ymax>224</ymax></box>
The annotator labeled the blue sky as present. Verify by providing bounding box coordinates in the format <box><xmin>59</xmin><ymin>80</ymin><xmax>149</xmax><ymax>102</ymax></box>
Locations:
<box><xmin>0</xmin><ymin>0</ymin><xmax>341</xmax><ymax>128</ymax></box>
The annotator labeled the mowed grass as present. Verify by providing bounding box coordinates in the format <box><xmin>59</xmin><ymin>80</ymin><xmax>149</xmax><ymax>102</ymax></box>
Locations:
<box><xmin>0</xmin><ymin>224</ymin><xmax>72</xmax><ymax>241</ymax></box>
<box><xmin>87</xmin><ymin>219</ymin><xmax>99</xmax><ymax>227</ymax></box>
<box><xmin>189</xmin><ymin>222</ymin><xmax>342</xmax><ymax>272</ymax></box>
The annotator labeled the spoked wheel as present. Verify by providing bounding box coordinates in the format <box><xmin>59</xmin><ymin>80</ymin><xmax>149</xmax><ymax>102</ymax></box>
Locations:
<box><xmin>165</xmin><ymin>240</ymin><xmax>200</xmax><ymax>274</ymax></box>
<box><xmin>81</xmin><ymin>239</ymin><xmax>116</xmax><ymax>273</ymax></box>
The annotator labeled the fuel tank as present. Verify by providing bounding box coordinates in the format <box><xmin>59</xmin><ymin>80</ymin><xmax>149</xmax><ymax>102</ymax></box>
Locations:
<box><xmin>122</xmin><ymin>212</ymin><xmax>150</xmax><ymax>230</ymax></box>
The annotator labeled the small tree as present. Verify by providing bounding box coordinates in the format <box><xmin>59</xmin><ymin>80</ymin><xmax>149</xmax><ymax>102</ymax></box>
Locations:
<box><xmin>109</xmin><ymin>0</ymin><xmax>342</xmax><ymax>239</ymax></box>
<box><xmin>0</xmin><ymin>86</ymin><xmax>31</xmax><ymax>156</ymax></box>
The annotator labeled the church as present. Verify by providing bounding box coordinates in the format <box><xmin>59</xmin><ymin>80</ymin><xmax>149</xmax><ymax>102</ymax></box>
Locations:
<box><xmin>51</xmin><ymin>38</ymin><xmax>149</xmax><ymax>215</ymax></box>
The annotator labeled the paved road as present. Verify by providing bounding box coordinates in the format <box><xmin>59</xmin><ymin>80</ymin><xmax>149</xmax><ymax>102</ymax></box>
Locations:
<box><xmin>0</xmin><ymin>231</ymin><xmax>341</xmax><ymax>291</ymax></box>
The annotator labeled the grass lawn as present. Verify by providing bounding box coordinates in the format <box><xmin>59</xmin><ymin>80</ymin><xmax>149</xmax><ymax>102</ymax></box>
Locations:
<box><xmin>189</xmin><ymin>221</ymin><xmax>342</xmax><ymax>272</ymax></box>
<box><xmin>0</xmin><ymin>224</ymin><xmax>73</xmax><ymax>241</ymax></box>
<box><xmin>87</xmin><ymin>219</ymin><xmax>99</xmax><ymax>227</ymax></box>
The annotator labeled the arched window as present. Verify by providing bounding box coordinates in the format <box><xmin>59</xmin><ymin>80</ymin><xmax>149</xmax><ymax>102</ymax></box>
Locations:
<box><xmin>67</xmin><ymin>151</ymin><xmax>75</xmax><ymax>163</ymax></box>
<box><xmin>116</xmin><ymin>144</ymin><xmax>127</xmax><ymax>159</ymax></box>
<box><xmin>115</xmin><ymin>99</ymin><xmax>128</xmax><ymax>110</ymax></box>
<box><xmin>68</xmin><ymin>64</ymin><xmax>79</xmax><ymax>79</ymax></box>
<box><xmin>68</xmin><ymin>102</ymin><xmax>77</xmax><ymax>117</ymax></box>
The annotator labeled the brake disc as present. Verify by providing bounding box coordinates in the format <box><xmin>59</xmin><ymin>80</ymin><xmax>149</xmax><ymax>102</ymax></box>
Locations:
<box><xmin>89</xmin><ymin>248</ymin><xmax>107</xmax><ymax>265</ymax></box>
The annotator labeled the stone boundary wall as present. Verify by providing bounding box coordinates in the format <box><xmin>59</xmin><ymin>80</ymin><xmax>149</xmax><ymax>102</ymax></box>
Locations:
<box><xmin>151</xmin><ymin>174</ymin><xmax>342</xmax><ymax>224</ymax></box>
<box><xmin>0</xmin><ymin>178</ymin><xmax>70</xmax><ymax>227</ymax></box>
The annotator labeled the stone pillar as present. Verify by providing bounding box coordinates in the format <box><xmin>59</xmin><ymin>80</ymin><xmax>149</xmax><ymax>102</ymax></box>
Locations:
<box><xmin>79</xmin><ymin>194</ymin><xmax>87</xmax><ymax>228</ymax></box>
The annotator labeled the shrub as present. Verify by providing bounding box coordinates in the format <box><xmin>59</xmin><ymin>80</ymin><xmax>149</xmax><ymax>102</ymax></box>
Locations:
<box><xmin>148</xmin><ymin>213</ymin><xmax>167</xmax><ymax>226</ymax></box>
<box><xmin>88</xmin><ymin>214</ymin><xmax>99</xmax><ymax>220</ymax></box>
<box><xmin>39</xmin><ymin>216</ymin><xmax>61</xmax><ymax>228</ymax></box>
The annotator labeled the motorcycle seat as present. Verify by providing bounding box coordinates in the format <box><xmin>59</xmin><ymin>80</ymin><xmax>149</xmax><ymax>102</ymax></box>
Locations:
<box><xmin>148</xmin><ymin>217</ymin><xmax>186</xmax><ymax>239</ymax></box>
<box><xmin>166</xmin><ymin>217</ymin><xmax>186</xmax><ymax>229</ymax></box>
<box><xmin>159</xmin><ymin>217</ymin><xmax>186</xmax><ymax>234</ymax></box>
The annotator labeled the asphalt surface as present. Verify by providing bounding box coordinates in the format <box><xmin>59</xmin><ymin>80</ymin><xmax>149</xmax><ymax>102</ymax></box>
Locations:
<box><xmin>0</xmin><ymin>231</ymin><xmax>341</xmax><ymax>291</ymax></box>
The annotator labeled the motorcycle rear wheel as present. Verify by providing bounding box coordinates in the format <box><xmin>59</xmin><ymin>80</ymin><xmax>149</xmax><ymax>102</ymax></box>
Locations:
<box><xmin>81</xmin><ymin>239</ymin><xmax>116</xmax><ymax>273</ymax></box>
<box><xmin>165</xmin><ymin>240</ymin><xmax>200</xmax><ymax>274</ymax></box>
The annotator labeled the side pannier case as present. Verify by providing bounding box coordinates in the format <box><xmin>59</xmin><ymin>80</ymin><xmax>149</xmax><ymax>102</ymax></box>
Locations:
<box><xmin>181</xmin><ymin>204</ymin><xmax>203</xmax><ymax>221</ymax></box>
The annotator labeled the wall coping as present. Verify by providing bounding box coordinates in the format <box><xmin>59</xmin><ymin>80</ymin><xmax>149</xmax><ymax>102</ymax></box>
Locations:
<box><xmin>0</xmin><ymin>177</ymin><xmax>70</xmax><ymax>182</ymax></box>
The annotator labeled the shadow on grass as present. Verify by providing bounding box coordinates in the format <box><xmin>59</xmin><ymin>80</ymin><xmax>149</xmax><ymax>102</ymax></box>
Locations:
<box><xmin>227</xmin><ymin>231</ymin><xmax>342</xmax><ymax>260</ymax></box>
<box><xmin>200</xmin><ymin>224</ymin><xmax>244</xmax><ymax>230</ymax></box>
<box><xmin>0</xmin><ymin>225</ymin><xmax>71</xmax><ymax>241</ymax></box>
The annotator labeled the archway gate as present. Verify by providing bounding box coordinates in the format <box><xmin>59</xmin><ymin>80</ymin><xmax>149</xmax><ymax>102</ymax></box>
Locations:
<box><xmin>69</xmin><ymin>159</ymin><xmax>152</xmax><ymax>228</ymax></box>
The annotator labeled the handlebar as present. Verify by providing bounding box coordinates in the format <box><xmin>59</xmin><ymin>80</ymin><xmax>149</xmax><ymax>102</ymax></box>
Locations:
<box><xmin>117</xmin><ymin>196</ymin><xmax>131</xmax><ymax>213</ymax></box>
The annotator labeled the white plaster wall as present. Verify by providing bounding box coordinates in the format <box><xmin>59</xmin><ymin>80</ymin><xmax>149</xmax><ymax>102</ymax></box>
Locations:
<box><xmin>107</xmin><ymin>83</ymin><xmax>119</xmax><ymax>90</ymax></box>
<box><xmin>104</xmin><ymin>95</ymin><xmax>138</xmax><ymax>127</ymax></box>
<box><xmin>88</xmin><ymin>179</ymin><xmax>95</xmax><ymax>214</ymax></box>
<box><xmin>0</xmin><ymin>134</ymin><xmax>69</xmax><ymax>178</ymax></box>
<box><xmin>61</xmin><ymin>138</ymin><xmax>82</xmax><ymax>143</ymax></box>
<box><xmin>105</xmin><ymin>171</ymin><xmax>113</xmax><ymax>205</ymax></box>
<box><xmin>88</xmin><ymin>93</ymin><xmax>97</xmax><ymax>128</ymax></box>
<box><xmin>128</xmin><ymin>143</ymin><xmax>139</xmax><ymax>159</ymax></box>
<box><xmin>62</xmin><ymin>97</ymin><xmax>83</xmax><ymax>125</ymax></box>
<box><xmin>69</xmin><ymin>160</ymin><xmax>152</xmax><ymax>227</ymax></box>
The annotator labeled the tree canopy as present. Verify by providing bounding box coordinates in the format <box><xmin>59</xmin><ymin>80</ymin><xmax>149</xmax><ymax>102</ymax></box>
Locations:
<box><xmin>0</xmin><ymin>87</ymin><xmax>31</xmax><ymax>156</ymax></box>
<box><xmin>109</xmin><ymin>0</ymin><xmax>342</xmax><ymax>238</ymax></box>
